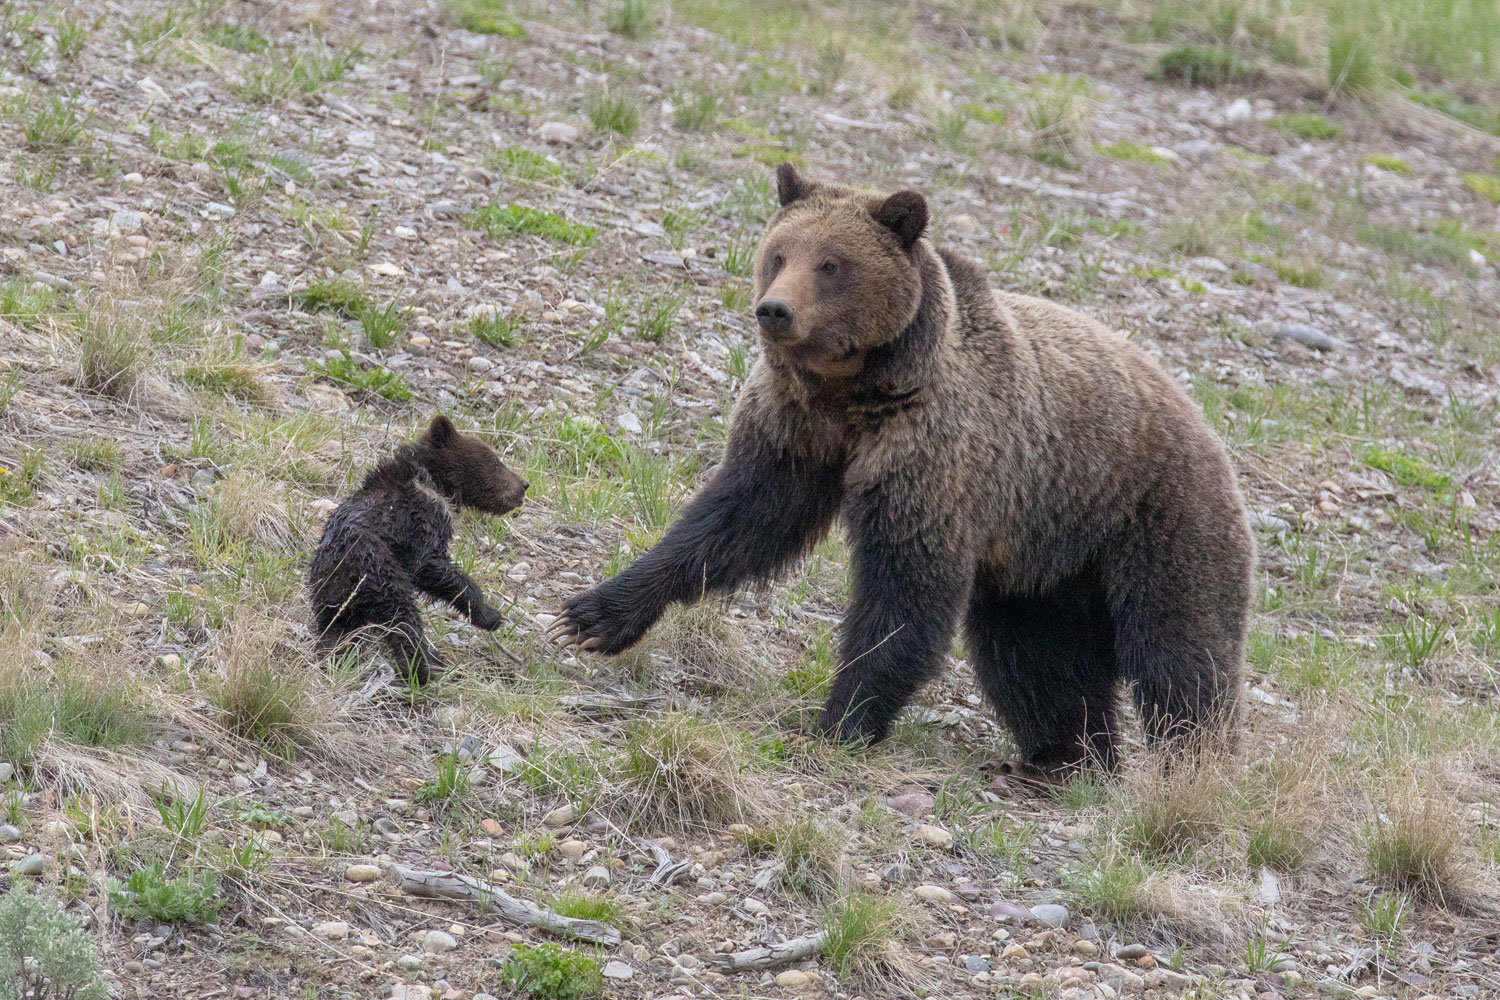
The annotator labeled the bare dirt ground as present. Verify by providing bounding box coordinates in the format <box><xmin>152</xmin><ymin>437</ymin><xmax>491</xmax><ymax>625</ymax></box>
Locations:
<box><xmin>1</xmin><ymin>1</ymin><xmax>1498</xmax><ymax>999</ymax></box>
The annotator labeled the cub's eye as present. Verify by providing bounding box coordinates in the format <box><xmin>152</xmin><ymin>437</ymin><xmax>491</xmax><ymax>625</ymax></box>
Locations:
<box><xmin>819</xmin><ymin>260</ymin><xmax>838</xmax><ymax>273</ymax></box>
<box><xmin>772</xmin><ymin>253</ymin><xmax>785</xmax><ymax>269</ymax></box>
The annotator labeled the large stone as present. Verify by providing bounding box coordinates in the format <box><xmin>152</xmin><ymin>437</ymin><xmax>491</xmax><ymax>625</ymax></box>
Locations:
<box><xmin>345</xmin><ymin>864</ymin><xmax>381</xmax><ymax>883</ymax></box>
<box><xmin>1029</xmin><ymin>903</ymin><xmax>1069</xmax><ymax>928</ymax></box>
<box><xmin>913</xmin><ymin>824</ymin><xmax>953</xmax><ymax>849</ymax></box>
<box><xmin>886</xmin><ymin>793</ymin><xmax>934</xmax><ymax>817</ymax></box>
<box><xmin>422</xmin><ymin>930</ymin><xmax>457</xmax><ymax>954</ymax></box>
<box><xmin>1265</xmin><ymin>322</ymin><xmax>1341</xmax><ymax>352</ymax></box>
<box><xmin>543</xmin><ymin>804</ymin><xmax>577</xmax><ymax>827</ymax></box>
<box><xmin>775</xmin><ymin>970</ymin><xmax>811</xmax><ymax>987</ymax></box>
<box><xmin>8</xmin><ymin>854</ymin><xmax>46</xmax><ymax>876</ymax></box>
<box><xmin>557</xmin><ymin>839</ymin><xmax>588</xmax><ymax>861</ymax></box>
<box><xmin>538</xmin><ymin>122</ymin><xmax>579</xmax><ymax>145</ymax></box>
<box><xmin>602</xmin><ymin>961</ymin><xmax>634</xmax><ymax>981</ymax></box>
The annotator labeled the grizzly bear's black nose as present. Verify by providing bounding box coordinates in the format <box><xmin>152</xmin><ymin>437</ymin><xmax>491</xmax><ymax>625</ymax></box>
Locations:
<box><xmin>755</xmin><ymin>299</ymin><xmax>795</xmax><ymax>338</ymax></box>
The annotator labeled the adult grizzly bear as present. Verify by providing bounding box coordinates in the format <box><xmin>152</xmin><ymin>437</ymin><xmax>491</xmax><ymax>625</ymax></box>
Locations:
<box><xmin>553</xmin><ymin>165</ymin><xmax>1254</xmax><ymax>776</ymax></box>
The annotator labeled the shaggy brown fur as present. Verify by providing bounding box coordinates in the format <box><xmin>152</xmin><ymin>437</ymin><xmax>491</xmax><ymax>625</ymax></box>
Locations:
<box><xmin>308</xmin><ymin>415</ymin><xmax>527</xmax><ymax>683</ymax></box>
<box><xmin>553</xmin><ymin>165</ymin><xmax>1254</xmax><ymax>774</ymax></box>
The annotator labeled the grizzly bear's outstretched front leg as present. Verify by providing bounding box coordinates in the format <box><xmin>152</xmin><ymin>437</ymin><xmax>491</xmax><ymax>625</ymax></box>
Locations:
<box><xmin>416</xmin><ymin>559</ymin><xmax>504</xmax><ymax>631</ymax></box>
<box><xmin>552</xmin><ymin>428</ymin><xmax>845</xmax><ymax>655</ymax></box>
<box><xmin>817</xmin><ymin>481</ymin><xmax>974</xmax><ymax>744</ymax></box>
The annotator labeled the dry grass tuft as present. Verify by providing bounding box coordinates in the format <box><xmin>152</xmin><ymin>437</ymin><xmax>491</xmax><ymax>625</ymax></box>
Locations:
<box><xmin>617</xmin><ymin>601</ymin><xmax>766</xmax><ymax>691</ymax></box>
<box><xmin>737</xmin><ymin>814</ymin><xmax>848</xmax><ymax>899</ymax></box>
<box><xmin>1111</xmin><ymin>757</ymin><xmax>1232</xmax><ymax>860</ymax></box>
<box><xmin>216</xmin><ymin>469</ymin><xmax>303</xmax><ymax>553</ymax></box>
<box><xmin>620</xmin><ymin>710</ymin><xmax>762</xmax><ymax>828</ymax></box>
<box><xmin>1365</xmin><ymin>775</ymin><xmax>1471</xmax><ymax>907</ymax></box>
<box><xmin>72</xmin><ymin>303</ymin><xmax>151</xmax><ymax>400</ymax></box>
<box><xmin>818</xmin><ymin>891</ymin><xmax>918</xmax><ymax>991</ymax></box>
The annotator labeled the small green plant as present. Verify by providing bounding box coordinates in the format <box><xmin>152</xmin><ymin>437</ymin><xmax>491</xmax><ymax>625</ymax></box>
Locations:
<box><xmin>416</xmin><ymin>750</ymin><xmax>471</xmax><ymax>802</ymax></box>
<box><xmin>1267</xmin><ymin>113</ymin><xmax>1343</xmax><ymax>141</ymax></box>
<box><xmin>1366</xmin><ymin>790</ymin><xmax>1461</xmax><ymax>904</ymax></box>
<box><xmin>65</xmin><ymin>437</ymin><xmax>122</xmax><ymax>472</ymax></box>
<box><xmin>1362</xmin><ymin>153</ymin><xmax>1411</xmax><ymax>175</ymax></box>
<box><xmin>606</xmin><ymin>0</ymin><xmax>652</xmax><ymax>38</ymax></box>
<box><xmin>294</xmin><ymin>279</ymin><xmax>369</xmax><ymax>318</ymax></box>
<box><xmin>1357</xmin><ymin>892</ymin><xmax>1407</xmax><ymax>946</ymax></box>
<box><xmin>210</xmin><ymin>634</ymin><xmax>315</xmax><ymax>759</ymax></box>
<box><xmin>309</xmin><ymin>353</ymin><xmax>412</xmax><ymax>402</ymax></box>
<box><xmin>1096</xmin><ymin>139</ymin><xmax>1168</xmax><ymax>167</ymax></box>
<box><xmin>544</xmin><ymin>891</ymin><xmax>629</xmax><ymax>926</ymax></box>
<box><xmin>0</xmin><ymin>368</ymin><xmax>22</xmax><ymax>417</ymax></box>
<box><xmin>359</xmin><ymin>301</ymin><xmax>406</xmax><ymax>348</ymax></box>
<box><xmin>587</xmin><ymin>93</ymin><xmax>641</xmax><ymax>138</ymax></box>
<box><xmin>634</xmin><ymin>289</ymin><xmax>685</xmax><ymax>342</ymax></box>
<box><xmin>108</xmin><ymin>863</ymin><xmax>220</xmax><ymax>924</ymax></box>
<box><xmin>24</xmin><ymin>94</ymin><xmax>91</xmax><ymax>151</ymax></box>
<box><xmin>497</xmin><ymin>943</ymin><xmax>603</xmax><ymax>999</ymax></box>
<box><xmin>1158</xmin><ymin>46</ymin><xmax>1242</xmax><ymax>87</ymax></box>
<box><xmin>469</xmin><ymin>312</ymin><xmax>522</xmax><ymax>348</ymax></box>
<box><xmin>153</xmin><ymin>786</ymin><xmax>209</xmax><ymax>843</ymax></box>
<box><xmin>0</xmin><ymin>887</ymin><xmax>108</xmax><ymax>1000</ymax></box>
<box><xmin>486</xmin><ymin>145</ymin><xmax>562</xmax><ymax>180</ymax></box>
<box><xmin>467</xmin><ymin>204</ymin><xmax>599</xmax><ymax>246</ymax></box>
<box><xmin>673</xmin><ymin>90</ymin><xmax>721</xmax><ymax>131</ymax></box>
<box><xmin>1363</xmin><ymin>445</ymin><xmax>1452</xmax><ymax>493</ymax></box>
<box><xmin>56</xmin><ymin>20</ymin><xmax>88</xmax><ymax>60</ymax></box>
<box><xmin>1464</xmin><ymin>173</ymin><xmax>1500</xmax><ymax>203</ymax></box>
<box><xmin>1243</xmin><ymin>922</ymin><xmax>1294</xmax><ymax>974</ymax></box>
<box><xmin>205</xmin><ymin>22</ymin><xmax>269</xmax><ymax>53</ymax></box>
<box><xmin>1061</xmin><ymin>849</ymin><xmax>1153</xmax><ymax>922</ymax></box>
<box><xmin>736</xmin><ymin>816</ymin><xmax>845</xmax><ymax>898</ymax></box>
<box><xmin>1328</xmin><ymin>31</ymin><xmax>1376</xmax><ymax>97</ymax></box>
<box><xmin>1383</xmin><ymin>614</ymin><xmax>1448</xmax><ymax>671</ymax></box>
<box><xmin>453</xmin><ymin>0</ymin><xmax>526</xmax><ymax>37</ymax></box>
<box><xmin>1247</xmin><ymin>816</ymin><xmax>1310</xmax><ymax>870</ymax></box>
<box><xmin>819</xmin><ymin>892</ymin><xmax>897</xmax><ymax>985</ymax></box>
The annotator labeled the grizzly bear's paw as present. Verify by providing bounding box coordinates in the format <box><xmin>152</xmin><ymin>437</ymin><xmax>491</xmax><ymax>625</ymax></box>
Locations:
<box><xmin>470</xmin><ymin>604</ymin><xmax>505</xmax><ymax>631</ymax></box>
<box><xmin>549</xmin><ymin>584</ymin><xmax>654</xmax><ymax>655</ymax></box>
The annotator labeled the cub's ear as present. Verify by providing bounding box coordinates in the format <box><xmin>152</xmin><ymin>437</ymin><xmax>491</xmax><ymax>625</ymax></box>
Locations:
<box><xmin>873</xmin><ymin>190</ymin><xmax>928</xmax><ymax>250</ymax></box>
<box><xmin>423</xmin><ymin>414</ymin><xmax>458</xmax><ymax>448</ymax></box>
<box><xmin>776</xmin><ymin>163</ymin><xmax>813</xmax><ymax>207</ymax></box>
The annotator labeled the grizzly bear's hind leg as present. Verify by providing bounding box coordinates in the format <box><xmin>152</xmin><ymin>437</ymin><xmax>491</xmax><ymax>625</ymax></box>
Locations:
<box><xmin>382</xmin><ymin>599</ymin><xmax>441</xmax><ymax>685</ymax></box>
<box><xmin>965</xmin><ymin>568</ymin><xmax>1120</xmax><ymax>776</ymax></box>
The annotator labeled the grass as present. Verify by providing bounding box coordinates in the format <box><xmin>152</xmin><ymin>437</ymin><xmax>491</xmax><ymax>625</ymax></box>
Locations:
<box><xmin>294</xmin><ymin>279</ymin><xmax>368</xmax><ymax>318</ymax></box>
<box><xmin>416</xmin><ymin>751</ymin><xmax>471</xmax><ymax>802</ymax></box>
<box><xmin>1362</xmin><ymin>153</ymin><xmax>1411</xmax><ymax>174</ymax></box>
<box><xmin>673</xmin><ymin>89</ymin><xmax>721</xmax><ymax>131</ymax></box>
<box><xmin>208</xmin><ymin>621</ymin><xmax>317</xmax><ymax>760</ymax></box>
<box><xmin>1366</xmin><ymin>783</ymin><xmax>1464</xmax><ymax>905</ymax></box>
<box><xmin>620</xmin><ymin>712</ymin><xmax>755</xmax><ymax>827</ymax></box>
<box><xmin>819</xmin><ymin>892</ymin><xmax>899</xmax><ymax>986</ymax></box>
<box><xmin>736</xmin><ymin>816</ymin><xmax>845</xmax><ymax>898</ymax></box>
<box><xmin>452</xmin><ymin>0</ymin><xmax>526</xmax><ymax>37</ymax></box>
<box><xmin>466</xmin><ymin>204</ymin><xmax>599</xmax><ymax>246</ymax></box>
<box><xmin>1158</xmin><ymin>46</ymin><xmax>1243</xmax><ymax>87</ymax></box>
<box><xmin>606</xmin><ymin>0</ymin><xmax>652</xmax><ymax>38</ymax></box>
<box><xmin>1267</xmin><ymin>113</ymin><xmax>1344</xmax><ymax>140</ymax></box>
<box><xmin>486</xmin><ymin>145</ymin><xmax>563</xmax><ymax>180</ymax></box>
<box><xmin>587</xmin><ymin>93</ymin><xmax>641</xmax><ymax>138</ymax></box>
<box><xmin>1328</xmin><ymin>30</ymin><xmax>1378</xmax><ymax>97</ymax></box>
<box><xmin>359</xmin><ymin>301</ymin><xmax>406</xmax><ymax>348</ymax></box>
<box><xmin>544</xmin><ymin>891</ymin><xmax>630</xmax><ymax>926</ymax></box>
<box><xmin>308</xmin><ymin>353</ymin><xmax>412</xmax><ymax>402</ymax></box>
<box><xmin>1463</xmin><ymin>173</ymin><xmax>1500</xmax><ymax>203</ymax></box>
<box><xmin>1363</xmin><ymin>444</ymin><xmax>1452</xmax><ymax>493</ymax></box>
<box><xmin>74</xmin><ymin>308</ymin><xmax>149</xmax><ymax>399</ymax></box>
<box><xmin>469</xmin><ymin>312</ymin><xmax>523</xmax><ymax>348</ymax></box>
<box><xmin>23</xmin><ymin>94</ymin><xmax>91</xmax><ymax>152</ymax></box>
<box><xmin>205</xmin><ymin>23</ymin><xmax>269</xmax><ymax>53</ymax></box>
<box><xmin>1247</xmin><ymin>815</ymin><xmax>1311</xmax><ymax>871</ymax></box>
<box><xmin>182</xmin><ymin>346</ymin><xmax>272</xmax><ymax>402</ymax></box>
<box><xmin>1097</xmin><ymin>139</ymin><xmax>1169</xmax><ymax>167</ymax></box>
<box><xmin>497</xmin><ymin>943</ymin><xmax>602</xmax><ymax>999</ymax></box>
<box><xmin>0</xmin><ymin>664</ymin><xmax>151</xmax><ymax>767</ymax></box>
<box><xmin>238</xmin><ymin>44</ymin><xmax>359</xmax><ymax>103</ymax></box>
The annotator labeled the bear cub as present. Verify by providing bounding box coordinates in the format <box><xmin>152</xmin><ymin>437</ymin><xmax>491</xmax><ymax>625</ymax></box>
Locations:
<box><xmin>308</xmin><ymin>415</ymin><xmax>527</xmax><ymax>682</ymax></box>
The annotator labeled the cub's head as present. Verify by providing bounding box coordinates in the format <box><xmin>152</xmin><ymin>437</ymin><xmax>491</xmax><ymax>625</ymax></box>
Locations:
<box><xmin>751</xmin><ymin>164</ymin><xmax>929</xmax><ymax>377</ymax></box>
<box><xmin>414</xmin><ymin>415</ymin><xmax>528</xmax><ymax>515</ymax></box>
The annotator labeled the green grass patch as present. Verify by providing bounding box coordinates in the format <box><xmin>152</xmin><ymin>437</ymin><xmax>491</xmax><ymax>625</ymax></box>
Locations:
<box><xmin>1158</xmin><ymin>46</ymin><xmax>1243</xmax><ymax>87</ymax></box>
<box><xmin>1267</xmin><ymin>113</ymin><xmax>1343</xmax><ymax>140</ymax></box>
<box><xmin>587</xmin><ymin>93</ymin><xmax>641</xmax><ymax>138</ymax></box>
<box><xmin>108</xmin><ymin>864</ymin><xmax>220</xmax><ymax>924</ymax></box>
<box><xmin>1362</xmin><ymin>153</ymin><xmax>1411</xmax><ymax>175</ymax></box>
<box><xmin>205</xmin><ymin>23</ymin><xmax>269</xmax><ymax>53</ymax></box>
<box><xmin>819</xmin><ymin>892</ymin><xmax>897</xmax><ymax>985</ymax></box>
<box><xmin>1363</xmin><ymin>445</ymin><xmax>1452</xmax><ymax>493</ymax></box>
<box><xmin>486</xmin><ymin>145</ymin><xmax>562</xmax><ymax>180</ymax></box>
<box><xmin>0</xmin><ymin>665</ymin><xmax>151</xmax><ymax>767</ymax></box>
<box><xmin>294</xmin><ymin>279</ymin><xmax>368</xmax><ymax>318</ymax></box>
<box><xmin>466</xmin><ymin>204</ymin><xmax>598</xmax><ymax>246</ymax></box>
<box><xmin>451</xmin><ymin>0</ymin><xmax>526</xmax><ymax>37</ymax></box>
<box><xmin>308</xmin><ymin>353</ymin><xmax>411</xmax><ymax>402</ymax></box>
<box><xmin>1410</xmin><ymin>90</ymin><xmax>1500</xmax><ymax>137</ymax></box>
<box><xmin>1096</xmin><ymin>139</ymin><xmax>1168</xmax><ymax>167</ymax></box>
<box><xmin>469</xmin><ymin>312</ymin><xmax>522</xmax><ymax>348</ymax></box>
<box><xmin>1463</xmin><ymin>173</ymin><xmax>1500</xmax><ymax>203</ymax></box>
<box><xmin>496</xmin><ymin>943</ymin><xmax>602</xmax><ymax>999</ymax></box>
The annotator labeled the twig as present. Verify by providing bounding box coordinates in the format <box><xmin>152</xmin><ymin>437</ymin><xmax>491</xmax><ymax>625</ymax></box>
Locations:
<box><xmin>390</xmin><ymin>866</ymin><xmax>621</xmax><ymax>945</ymax></box>
<box><xmin>709</xmin><ymin>931</ymin><xmax>828</xmax><ymax>972</ymax></box>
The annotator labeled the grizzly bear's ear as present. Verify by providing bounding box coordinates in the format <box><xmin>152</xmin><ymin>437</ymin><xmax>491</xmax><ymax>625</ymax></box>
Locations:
<box><xmin>873</xmin><ymin>190</ymin><xmax>928</xmax><ymax>250</ymax></box>
<box><xmin>424</xmin><ymin>414</ymin><xmax>458</xmax><ymax>449</ymax></box>
<box><xmin>776</xmin><ymin>163</ymin><xmax>812</xmax><ymax>207</ymax></box>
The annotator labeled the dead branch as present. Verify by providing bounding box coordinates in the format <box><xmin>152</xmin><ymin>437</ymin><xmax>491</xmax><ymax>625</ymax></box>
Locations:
<box><xmin>709</xmin><ymin>931</ymin><xmax>827</xmax><ymax>972</ymax></box>
<box><xmin>390</xmin><ymin>866</ymin><xmax>621</xmax><ymax>946</ymax></box>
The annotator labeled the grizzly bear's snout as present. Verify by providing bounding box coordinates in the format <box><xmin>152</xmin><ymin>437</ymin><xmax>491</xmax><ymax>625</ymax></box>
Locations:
<box><xmin>755</xmin><ymin>298</ymin><xmax>795</xmax><ymax>339</ymax></box>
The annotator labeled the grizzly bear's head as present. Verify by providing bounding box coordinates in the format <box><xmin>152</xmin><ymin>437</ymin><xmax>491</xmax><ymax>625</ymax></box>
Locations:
<box><xmin>751</xmin><ymin>164</ymin><xmax>929</xmax><ymax>378</ymax></box>
<box><xmin>413</xmin><ymin>415</ymin><xmax>529</xmax><ymax>516</ymax></box>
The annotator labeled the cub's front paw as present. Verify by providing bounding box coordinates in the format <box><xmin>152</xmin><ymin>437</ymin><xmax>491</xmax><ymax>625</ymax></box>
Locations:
<box><xmin>471</xmin><ymin>604</ymin><xmax>505</xmax><ymax>631</ymax></box>
<box><xmin>548</xmin><ymin>584</ymin><xmax>653</xmax><ymax>656</ymax></box>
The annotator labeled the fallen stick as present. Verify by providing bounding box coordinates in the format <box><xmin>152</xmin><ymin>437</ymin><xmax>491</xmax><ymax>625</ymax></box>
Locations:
<box><xmin>390</xmin><ymin>866</ymin><xmax>621</xmax><ymax>946</ymax></box>
<box><xmin>709</xmin><ymin>931</ymin><xmax>827</xmax><ymax>972</ymax></box>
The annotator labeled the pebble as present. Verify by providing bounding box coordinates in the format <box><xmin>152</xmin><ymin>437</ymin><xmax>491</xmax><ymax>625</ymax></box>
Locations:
<box><xmin>1265</xmin><ymin>321</ymin><xmax>1341</xmax><ymax>352</ymax></box>
<box><xmin>1029</xmin><ymin>903</ymin><xmax>1069</xmax><ymax>928</ymax></box>
<box><xmin>390</xmin><ymin>986</ymin><xmax>431</xmax><ymax>1000</ymax></box>
<box><xmin>925</xmin><ymin>932</ymin><xmax>957</xmax><ymax>949</ymax></box>
<box><xmin>123</xmin><ymin>961</ymin><xmax>144</xmax><ymax>974</ymax></box>
<box><xmin>963</xmin><ymin>955</ymin><xmax>991</xmax><ymax>973</ymax></box>
<box><xmin>1072</xmin><ymin>939</ymin><xmax>1099</xmax><ymax>957</ymax></box>
<box><xmin>156</xmin><ymin>653</ymin><xmax>182</xmax><ymax>670</ymax></box>
<box><xmin>774</xmin><ymin>970</ymin><xmax>811</xmax><ymax>987</ymax></box>
<box><xmin>1115</xmin><ymin>943</ymin><xmax>1150</xmax><ymax>961</ymax></box>
<box><xmin>311</xmin><ymin>921</ymin><xmax>349</xmax><ymax>941</ymax></box>
<box><xmin>886</xmin><ymin>792</ymin><xmax>934</xmax><ymax>816</ymax></box>
<box><xmin>397</xmin><ymin>954</ymin><xmax>424</xmax><ymax>970</ymax></box>
<box><xmin>603</xmin><ymin>961</ymin><xmax>634</xmax><ymax>980</ymax></box>
<box><xmin>914</xmin><ymin>884</ymin><xmax>956</xmax><ymax>905</ymax></box>
<box><xmin>1248</xmin><ymin>510</ymin><xmax>1293</xmax><ymax>534</ymax></box>
<box><xmin>0</xmin><ymin>825</ymin><xmax>20</xmax><ymax>843</ymax></box>
<box><xmin>0</xmin><ymin>763</ymin><xmax>10</xmax><ymax>783</ymax></box>
<box><xmin>480</xmin><ymin>818</ymin><xmax>504</xmax><ymax>837</ymax></box>
<box><xmin>543</xmin><ymin>804</ymin><xmax>577</xmax><ymax>827</ymax></box>
<box><xmin>582</xmin><ymin>864</ymin><xmax>610</xmax><ymax>887</ymax></box>
<box><xmin>345</xmin><ymin>864</ymin><xmax>381</xmax><ymax>883</ymax></box>
<box><xmin>1002</xmin><ymin>943</ymin><xmax>1029</xmax><ymax>960</ymax></box>
<box><xmin>422</xmin><ymin>930</ymin><xmax>457</xmax><ymax>954</ymax></box>
<box><xmin>914</xmin><ymin>824</ymin><xmax>954</xmax><ymax>849</ymax></box>
<box><xmin>408</xmin><ymin>335</ymin><xmax>431</xmax><ymax>348</ymax></box>
<box><xmin>9</xmin><ymin>854</ymin><xmax>46</xmax><ymax>876</ymax></box>
<box><xmin>990</xmin><ymin>900</ymin><xmax>1033</xmax><ymax>922</ymax></box>
<box><xmin>538</xmin><ymin>121</ymin><xmax>580</xmax><ymax>144</ymax></box>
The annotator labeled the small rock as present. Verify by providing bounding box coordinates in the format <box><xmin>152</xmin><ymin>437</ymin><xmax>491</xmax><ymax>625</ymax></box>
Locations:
<box><xmin>312</xmin><ymin>921</ymin><xmax>349</xmax><ymax>941</ymax></box>
<box><xmin>422</xmin><ymin>930</ymin><xmax>457</xmax><ymax>954</ymax></box>
<box><xmin>1265</xmin><ymin>322</ymin><xmax>1341</xmax><ymax>352</ymax></box>
<box><xmin>557</xmin><ymin>839</ymin><xmax>587</xmax><ymax>861</ymax></box>
<box><xmin>1469</xmin><ymin>249</ymin><xmax>1486</xmax><ymax>268</ymax></box>
<box><xmin>914</xmin><ymin>884</ymin><xmax>956</xmax><ymax>905</ymax></box>
<box><xmin>1177</xmin><ymin>139</ymin><xmax>1218</xmax><ymax>162</ymax></box>
<box><xmin>1248</xmin><ymin>510</ymin><xmax>1293</xmax><ymax>534</ymax></box>
<box><xmin>990</xmin><ymin>900</ymin><xmax>1033</xmax><ymax>922</ymax></box>
<box><xmin>408</xmin><ymin>335</ymin><xmax>432</xmax><ymax>348</ymax></box>
<box><xmin>155</xmin><ymin>652</ymin><xmax>181</xmax><ymax>670</ymax></box>
<box><xmin>543</xmin><ymin>804</ymin><xmax>577</xmax><ymax>827</ymax></box>
<box><xmin>538</xmin><ymin>122</ymin><xmax>580</xmax><ymax>144</ymax></box>
<box><xmin>1029</xmin><ymin>903</ymin><xmax>1069</xmax><ymax>928</ymax></box>
<box><xmin>582</xmin><ymin>864</ymin><xmax>610</xmax><ymax>887</ymax></box>
<box><xmin>345</xmin><ymin>864</ymin><xmax>381</xmax><ymax>883</ymax></box>
<box><xmin>925</xmin><ymin>932</ymin><xmax>957</xmax><ymax>949</ymax></box>
<box><xmin>372</xmin><ymin>816</ymin><xmax>402</xmax><ymax>838</ymax></box>
<box><xmin>123</xmin><ymin>961</ymin><xmax>144</xmax><ymax>974</ymax></box>
<box><xmin>1225</xmin><ymin>98</ymin><xmax>1253</xmax><ymax>121</ymax></box>
<box><xmin>0</xmin><ymin>763</ymin><xmax>11</xmax><ymax>783</ymax></box>
<box><xmin>603</xmin><ymin>961</ymin><xmax>634</xmax><ymax>981</ymax></box>
<box><xmin>914</xmin><ymin>824</ymin><xmax>953</xmax><ymax>849</ymax></box>
<box><xmin>1072</xmin><ymin>939</ymin><xmax>1099</xmax><ymax>957</ymax></box>
<box><xmin>390</xmin><ymin>986</ymin><xmax>432</xmax><ymax>1000</ymax></box>
<box><xmin>110</xmin><ymin>209</ymin><xmax>144</xmax><ymax>233</ymax></box>
<box><xmin>127</xmin><ymin>602</ymin><xmax>150</xmax><ymax>618</ymax></box>
<box><xmin>9</xmin><ymin>854</ymin><xmax>46</xmax><ymax>876</ymax></box>
<box><xmin>123</xmin><ymin>172</ymin><xmax>145</xmax><ymax>185</ymax></box>
<box><xmin>480</xmin><ymin>818</ymin><xmax>504</xmax><ymax>837</ymax></box>
<box><xmin>1115</xmin><ymin>943</ymin><xmax>1150</xmax><ymax>961</ymax></box>
<box><xmin>775</xmin><ymin>970</ymin><xmax>811</xmax><ymax>987</ymax></box>
<box><xmin>1002</xmin><ymin>943</ymin><xmax>1029</xmax><ymax>960</ymax></box>
<box><xmin>396</xmin><ymin>954</ymin><xmax>424</xmax><ymax>970</ymax></box>
<box><xmin>0</xmin><ymin>825</ymin><xmax>20</xmax><ymax>843</ymax></box>
<box><xmin>887</xmin><ymin>793</ymin><xmax>935</xmax><ymax>817</ymax></box>
<box><xmin>963</xmin><ymin>955</ymin><xmax>992</xmax><ymax>973</ymax></box>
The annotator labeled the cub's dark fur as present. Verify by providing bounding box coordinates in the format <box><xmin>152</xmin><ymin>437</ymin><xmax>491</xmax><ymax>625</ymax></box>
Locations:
<box><xmin>308</xmin><ymin>415</ymin><xmax>527</xmax><ymax>682</ymax></box>
<box><xmin>553</xmin><ymin>165</ymin><xmax>1254</xmax><ymax>775</ymax></box>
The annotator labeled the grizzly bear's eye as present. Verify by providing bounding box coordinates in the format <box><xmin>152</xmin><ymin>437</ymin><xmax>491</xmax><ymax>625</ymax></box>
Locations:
<box><xmin>772</xmin><ymin>253</ymin><xmax>784</xmax><ymax>270</ymax></box>
<box><xmin>819</xmin><ymin>260</ymin><xmax>838</xmax><ymax>273</ymax></box>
